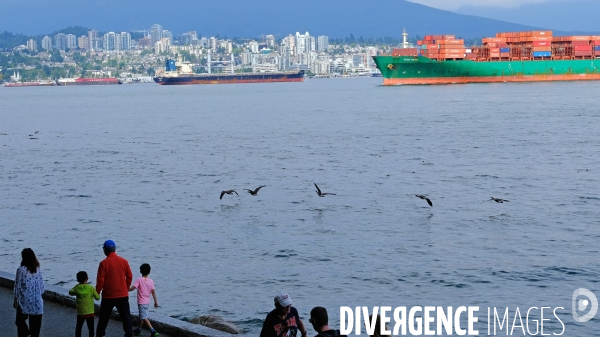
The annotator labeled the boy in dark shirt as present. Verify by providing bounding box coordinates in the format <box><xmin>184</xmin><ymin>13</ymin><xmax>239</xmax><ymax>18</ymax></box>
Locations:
<box><xmin>309</xmin><ymin>306</ymin><xmax>347</xmax><ymax>337</ymax></box>
<box><xmin>260</xmin><ymin>292</ymin><xmax>308</xmax><ymax>337</ymax></box>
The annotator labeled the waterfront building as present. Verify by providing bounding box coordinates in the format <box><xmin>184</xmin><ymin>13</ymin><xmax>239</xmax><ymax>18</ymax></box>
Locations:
<box><xmin>281</xmin><ymin>34</ymin><xmax>296</xmax><ymax>56</ymax></box>
<box><xmin>317</xmin><ymin>35</ymin><xmax>329</xmax><ymax>52</ymax></box>
<box><xmin>312</xmin><ymin>57</ymin><xmax>330</xmax><ymax>74</ymax></box>
<box><xmin>41</xmin><ymin>36</ymin><xmax>52</xmax><ymax>51</ymax></box>
<box><xmin>26</xmin><ymin>39</ymin><xmax>37</xmax><ymax>51</ymax></box>
<box><xmin>241</xmin><ymin>50</ymin><xmax>253</xmax><ymax>65</ymax></box>
<box><xmin>55</xmin><ymin>33</ymin><xmax>67</xmax><ymax>50</ymax></box>
<box><xmin>66</xmin><ymin>34</ymin><xmax>77</xmax><ymax>49</ymax></box>
<box><xmin>78</xmin><ymin>36</ymin><xmax>90</xmax><ymax>50</ymax></box>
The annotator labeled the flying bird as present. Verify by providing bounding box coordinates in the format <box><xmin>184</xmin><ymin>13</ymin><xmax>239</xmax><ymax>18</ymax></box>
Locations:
<box><xmin>415</xmin><ymin>194</ymin><xmax>433</xmax><ymax>207</ymax></box>
<box><xmin>220</xmin><ymin>190</ymin><xmax>238</xmax><ymax>200</ymax></box>
<box><xmin>490</xmin><ymin>197</ymin><xmax>510</xmax><ymax>203</ymax></box>
<box><xmin>314</xmin><ymin>183</ymin><xmax>336</xmax><ymax>197</ymax></box>
<box><xmin>246</xmin><ymin>185</ymin><xmax>266</xmax><ymax>195</ymax></box>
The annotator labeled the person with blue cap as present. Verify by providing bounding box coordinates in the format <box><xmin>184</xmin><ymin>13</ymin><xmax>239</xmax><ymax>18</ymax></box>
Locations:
<box><xmin>95</xmin><ymin>240</ymin><xmax>134</xmax><ymax>337</ymax></box>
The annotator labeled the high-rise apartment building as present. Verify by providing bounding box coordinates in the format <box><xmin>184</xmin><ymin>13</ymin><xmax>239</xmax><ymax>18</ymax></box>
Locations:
<box><xmin>66</xmin><ymin>34</ymin><xmax>77</xmax><ymax>49</ymax></box>
<box><xmin>150</xmin><ymin>24</ymin><xmax>163</xmax><ymax>44</ymax></box>
<box><xmin>120</xmin><ymin>32</ymin><xmax>131</xmax><ymax>50</ymax></box>
<box><xmin>265</xmin><ymin>35</ymin><xmax>276</xmax><ymax>48</ymax></box>
<box><xmin>78</xmin><ymin>36</ymin><xmax>90</xmax><ymax>50</ymax></box>
<box><xmin>55</xmin><ymin>33</ymin><xmax>67</xmax><ymax>50</ymax></box>
<box><xmin>103</xmin><ymin>32</ymin><xmax>117</xmax><ymax>51</ymax></box>
<box><xmin>88</xmin><ymin>29</ymin><xmax>101</xmax><ymax>51</ymax></box>
<box><xmin>26</xmin><ymin>39</ymin><xmax>37</xmax><ymax>51</ymax></box>
<box><xmin>317</xmin><ymin>35</ymin><xmax>329</xmax><ymax>52</ymax></box>
<box><xmin>41</xmin><ymin>36</ymin><xmax>52</xmax><ymax>51</ymax></box>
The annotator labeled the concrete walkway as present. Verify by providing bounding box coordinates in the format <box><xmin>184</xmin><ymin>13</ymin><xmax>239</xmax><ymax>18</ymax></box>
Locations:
<box><xmin>1</xmin><ymin>286</ymin><xmax>168</xmax><ymax>337</ymax></box>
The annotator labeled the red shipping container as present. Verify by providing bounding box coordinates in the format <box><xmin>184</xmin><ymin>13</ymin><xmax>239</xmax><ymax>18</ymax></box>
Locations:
<box><xmin>532</xmin><ymin>47</ymin><xmax>551</xmax><ymax>51</ymax></box>
<box><xmin>489</xmin><ymin>48</ymin><xmax>500</xmax><ymax>53</ymax></box>
<box><xmin>442</xmin><ymin>35</ymin><xmax>456</xmax><ymax>39</ymax></box>
<box><xmin>533</xmin><ymin>41</ymin><xmax>551</xmax><ymax>47</ymax></box>
<box><xmin>490</xmin><ymin>52</ymin><xmax>501</xmax><ymax>58</ymax></box>
<box><xmin>571</xmin><ymin>41</ymin><xmax>590</xmax><ymax>46</ymax></box>
<box><xmin>574</xmin><ymin>45</ymin><xmax>592</xmax><ymax>51</ymax></box>
<box><xmin>425</xmin><ymin>36</ymin><xmax>433</xmax><ymax>41</ymax></box>
<box><xmin>593</xmin><ymin>40</ymin><xmax>600</xmax><ymax>45</ymax></box>
<box><xmin>428</xmin><ymin>45</ymin><xmax>439</xmax><ymax>50</ymax></box>
<box><xmin>500</xmin><ymin>53</ymin><xmax>510</xmax><ymax>57</ymax></box>
<box><xmin>574</xmin><ymin>50</ymin><xmax>592</xmax><ymax>56</ymax></box>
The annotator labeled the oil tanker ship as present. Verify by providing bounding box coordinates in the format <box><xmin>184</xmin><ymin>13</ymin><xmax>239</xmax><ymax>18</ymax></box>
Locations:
<box><xmin>153</xmin><ymin>56</ymin><xmax>304</xmax><ymax>85</ymax></box>
<box><xmin>373</xmin><ymin>30</ymin><xmax>600</xmax><ymax>85</ymax></box>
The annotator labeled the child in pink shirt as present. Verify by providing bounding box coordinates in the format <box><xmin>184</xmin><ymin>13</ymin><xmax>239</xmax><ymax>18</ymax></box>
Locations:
<box><xmin>129</xmin><ymin>263</ymin><xmax>159</xmax><ymax>336</ymax></box>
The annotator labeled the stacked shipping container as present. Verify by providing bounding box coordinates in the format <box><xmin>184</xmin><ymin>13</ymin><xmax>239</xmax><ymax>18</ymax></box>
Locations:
<box><xmin>417</xmin><ymin>35</ymin><xmax>466</xmax><ymax>60</ymax></box>
<box><xmin>391</xmin><ymin>31</ymin><xmax>600</xmax><ymax>61</ymax></box>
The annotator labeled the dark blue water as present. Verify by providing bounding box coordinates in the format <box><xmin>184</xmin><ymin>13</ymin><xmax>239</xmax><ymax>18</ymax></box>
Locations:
<box><xmin>1</xmin><ymin>79</ymin><xmax>599</xmax><ymax>335</ymax></box>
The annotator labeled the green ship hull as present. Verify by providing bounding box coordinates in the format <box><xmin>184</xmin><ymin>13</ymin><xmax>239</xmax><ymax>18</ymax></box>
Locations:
<box><xmin>372</xmin><ymin>56</ymin><xmax>600</xmax><ymax>85</ymax></box>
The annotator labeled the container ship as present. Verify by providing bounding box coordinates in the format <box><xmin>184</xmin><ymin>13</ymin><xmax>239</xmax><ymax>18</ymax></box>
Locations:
<box><xmin>373</xmin><ymin>30</ymin><xmax>600</xmax><ymax>85</ymax></box>
<box><xmin>153</xmin><ymin>56</ymin><xmax>304</xmax><ymax>85</ymax></box>
<box><xmin>57</xmin><ymin>77</ymin><xmax>121</xmax><ymax>86</ymax></box>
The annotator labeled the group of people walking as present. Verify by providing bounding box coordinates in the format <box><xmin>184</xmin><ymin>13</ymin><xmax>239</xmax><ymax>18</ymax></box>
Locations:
<box><xmin>12</xmin><ymin>241</ymin><xmax>159</xmax><ymax>337</ymax></box>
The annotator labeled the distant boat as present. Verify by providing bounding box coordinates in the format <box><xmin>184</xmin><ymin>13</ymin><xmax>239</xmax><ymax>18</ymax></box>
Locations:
<box><xmin>56</xmin><ymin>78</ymin><xmax>121</xmax><ymax>86</ymax></box>
<box><xmin>3</xmin><ymin>80</ymin><xmax>56</xmax><ymax>87</ymax></box>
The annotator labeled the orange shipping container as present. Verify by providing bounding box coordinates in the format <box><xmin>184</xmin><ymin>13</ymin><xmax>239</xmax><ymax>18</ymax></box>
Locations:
<box><xmin>439</xmin><ymin>49</ymin><xmax>466</xmax><ymax>53</ymax></box>
<box><xmin>574</xmin><ymin>45</ymin><xmax>593</xmax><ymax>51</ymax></box>
<box><xmin>533</xmin><ymin>41</ymin><xmax>551</xmax><ymax>47</ymax></box>
<box><xmin>570</xmin><ymin>36</ymin><xmax>592</xmax><ymax>41</ymax></box>
<box><xmin>532</xmin><ymin>30</ymin><xmax>553</xmax><ymax>36</ymax></box>
<box><xmin>438</xmin><ymin>53</ymin><xmax>464</xmax><ymax>58</ymax></box>
<box><xmin>490</xmin><ymin>53</ymin><xmax>501</xmax><ymax>58</ymax></box>
<box><xmin>532</xmin><ymin>36</ymin><xmax>552</xmax><ymax>41</ymax></box>
<box><xmin>483</xmin><ymin>37</ymin><xmax>506</xmax><ymax>43</ymax></box>
<box><xmin>437</xmin><ymin>39</ymin><xmax>464</xmax><ymax>45</ymax></box>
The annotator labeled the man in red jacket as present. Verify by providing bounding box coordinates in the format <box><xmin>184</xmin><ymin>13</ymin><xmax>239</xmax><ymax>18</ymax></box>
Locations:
<box><xmin>96</xmin><ymin>239</ymin><xmax>134</xmax><ymax>337</ymax></box>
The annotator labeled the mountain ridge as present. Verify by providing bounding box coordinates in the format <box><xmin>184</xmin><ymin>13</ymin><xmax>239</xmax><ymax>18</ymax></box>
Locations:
<box><xmin>0</xmin><ymin>0</ymin><xmax>596</xmax><ymax>39</ymax></box>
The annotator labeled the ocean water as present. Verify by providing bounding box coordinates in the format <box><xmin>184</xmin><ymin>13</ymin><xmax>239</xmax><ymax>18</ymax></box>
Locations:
<box><xmin>1</xmin><ymin>78</ymin><xmax>599</xmax><ymax>335</ymax></box>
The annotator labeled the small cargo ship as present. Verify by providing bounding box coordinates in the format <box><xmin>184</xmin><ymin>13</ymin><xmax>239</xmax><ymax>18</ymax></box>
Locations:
<box><xmin>374</xmin><ymin>30</ymin><xmax>600</xmax><ymax>85</ymax></box>
<box><xmin>153</xmin><ymin>56</ymin><xmax>304</xmax><ymax>85</ymax></box>
<box><xmin>3</xmin><ymin>80</ymin><xmax>56</xmax><ymax>87</ymax></box>
<box><xmin>57</xmin><ymin>77</ymin><xmax>121</xmax><ymax>86</ymax></box>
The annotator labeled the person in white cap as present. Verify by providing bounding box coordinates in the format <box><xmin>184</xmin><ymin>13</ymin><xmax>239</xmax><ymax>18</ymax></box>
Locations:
<box><xmin>259</xmin><ymin>291</ymin><xmax>308</xmax><ymax>337</ymax></box>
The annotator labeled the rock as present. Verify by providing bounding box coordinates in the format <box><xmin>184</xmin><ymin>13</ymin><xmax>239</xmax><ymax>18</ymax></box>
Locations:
<box><xmin>189</xmin><ymin>315</ymin><xmax>242</xmax><ymax>334</ymax></box>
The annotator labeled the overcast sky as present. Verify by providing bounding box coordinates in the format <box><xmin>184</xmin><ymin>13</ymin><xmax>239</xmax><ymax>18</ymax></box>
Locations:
<box><xmin>408</xmin><ymin>0</ymin><xmax>549</xmax><ymax>10</ymax></box>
